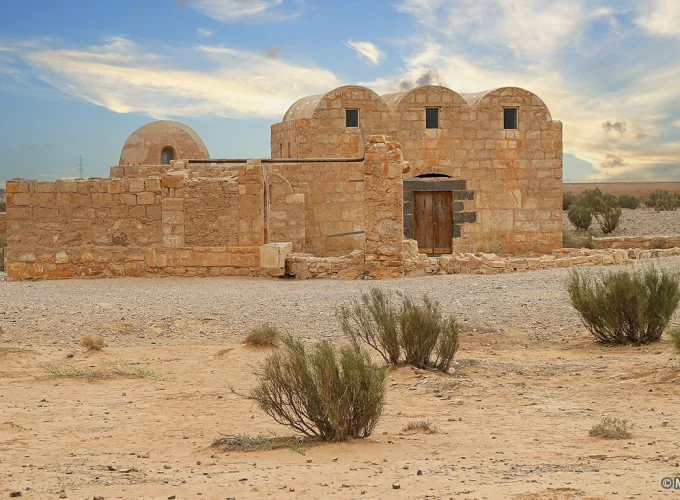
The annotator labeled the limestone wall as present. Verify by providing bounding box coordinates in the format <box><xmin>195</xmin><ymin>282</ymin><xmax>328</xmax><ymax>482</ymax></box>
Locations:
<box><xmin>4</xmin><ymin>168</ymin><xmax>264</xmax><ymax>280</ymax></box>
<box><xmin>266</xmin><ymin>162</ymin><xmax>364</xmax><ymax>256</ymax></box>
<box><xmin>0</xmin><ymin>212</ymin><xmax>6</xmax><ymax>272</ymax></box>
<box><xmin>272</xmin><ymin>86</ymin><xmax>390</xmax><ymax>159</ymax></box>
<box><xmin>272</xmin><ymin>85</ymin><xmax>562</xmax><ymax>256</ymax></box>
<box><xmin>592</xmin><ymin>235</ymin><xmax>680</xmax><ymax>250</ymax></box>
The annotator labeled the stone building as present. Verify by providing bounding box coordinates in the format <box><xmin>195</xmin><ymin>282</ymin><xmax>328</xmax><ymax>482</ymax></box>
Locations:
<box><xmin>3</xmin><ymin>84</ymin><xmax>563</xmax><ymax>281</ymax></box>
<box><xmin>272</xmin><ymin>85</ymin><xmax>563</xmax><ymax>255</ymax></box>
<box><xmin>119</xmin><ymin>120</ymin><xmax>210</xmax><ymax>166</ymax></box>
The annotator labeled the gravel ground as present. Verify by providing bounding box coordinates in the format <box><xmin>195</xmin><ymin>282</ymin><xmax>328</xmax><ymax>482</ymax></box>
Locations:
<box><xmin>3</xmin><ymin>256</ymin><xmax>680</xmax><ymax>349</ymax></box>
<box><xmin>563</xmin><ymin>207</ymin><xmax>680</xmax><ymax>236</ymax></box>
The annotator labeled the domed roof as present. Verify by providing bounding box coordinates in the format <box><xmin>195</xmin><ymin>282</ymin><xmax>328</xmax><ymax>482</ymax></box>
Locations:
<box><xmin>119</xmin><ymin>120</ymin><xmax>209</xmax><ymax>165</ymax></box>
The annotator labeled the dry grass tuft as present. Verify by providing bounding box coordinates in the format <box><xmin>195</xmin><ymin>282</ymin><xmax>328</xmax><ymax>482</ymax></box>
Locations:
<box><xmin>244</xmin><ymin>324</ymin><xmax>281</xmax><ymax>347</ymax></box>
<box><xmin>403</xmin><ymin>420</ymin><xmax>437</xmax><ymax>434</ymax></box>
<box><xmin>211</xmin><ymin>433</ymin><xmax>309</xmax><ymax>454</ymax></box>
<box><xmin>43</xmin><ymin>363</ymin><xmax>164</xmax><ymax>380</ymax></box>
<box><xmin>0</xmin><ymin>346</ymin><xmax>31</xmax><ymax>356</ymax></box>
<box><xmin>589</xmin><ymin>417</ymin><xmax>633</xmax><ymax>439</ymax></box>
<box><xmin>80</xmin><ymin>335</ymin><xmax>105</xmax><ymax>351</ymax></box>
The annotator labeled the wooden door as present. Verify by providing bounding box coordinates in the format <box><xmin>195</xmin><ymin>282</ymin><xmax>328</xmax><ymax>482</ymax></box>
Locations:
<box><xmin>413</xmin><ymin>191</ymin><xmax>453</xmax><ymax>255</ymax></box>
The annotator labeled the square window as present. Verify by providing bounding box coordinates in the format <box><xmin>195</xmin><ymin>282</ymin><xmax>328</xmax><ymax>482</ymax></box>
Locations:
<box><xmin>504</xmin><ymin>107</ymin><xmax>518</xmax><ymax>130</ymax></box>
<box><xmin>346</xmin><ymin>109</ymin><xmax>359</xmax><ymax>128</ymax></box>
<box><xmin>426</xmin><ymin>107</ymin><xmax>439</xmax><ymax>129</ymax></box>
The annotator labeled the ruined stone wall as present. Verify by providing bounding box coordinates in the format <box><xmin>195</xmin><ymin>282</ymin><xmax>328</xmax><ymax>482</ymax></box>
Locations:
<box><xmin>110</xmin><ymin>163</ymin><xmax>241</xmax><ymax>179</ymax></box>
<box><xmin>0</xmin><ymin>212</ymin><xmax>6</xmax><ymax>272</ymax></box>
<box><xmin>266</xmin><ymin>161</ymin><xmax>364</xmax><ymax>256</ymax></box>
<box><xmin>183</xmin><ymin>178</ymin><xmax>240</xmax><ymax>247</ymax></box>
<box><xmin>5</xmin><ymin>167</ymin><xmax>264</xmax><ymax>281</ymax></box>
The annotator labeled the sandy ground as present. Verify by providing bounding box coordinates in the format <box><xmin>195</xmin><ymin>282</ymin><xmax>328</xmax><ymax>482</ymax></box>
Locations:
<box><xmin>2</xmin><ymin>260</ymin><xmax>680</xmax><ymax>499</ymax></box>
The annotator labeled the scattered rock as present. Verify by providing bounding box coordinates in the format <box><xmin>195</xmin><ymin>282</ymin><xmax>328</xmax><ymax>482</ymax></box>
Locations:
<box><xmin>392</xmin><ymin>482</ymin><xmax>401</xmax><ymax>489</ymax></box>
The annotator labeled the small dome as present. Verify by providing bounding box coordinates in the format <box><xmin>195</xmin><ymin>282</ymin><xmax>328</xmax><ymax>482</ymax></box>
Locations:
<box><xmin>119</xmin><ymin>120</ymin><xmax>209</xmax><ymax>165</ymax></box>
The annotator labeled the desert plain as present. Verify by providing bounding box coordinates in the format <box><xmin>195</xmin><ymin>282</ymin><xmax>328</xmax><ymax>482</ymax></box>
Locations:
<box><xmin>2</xmin><ymin>209</ymin><xmax>680</xmax><ymax>500</ymax></box>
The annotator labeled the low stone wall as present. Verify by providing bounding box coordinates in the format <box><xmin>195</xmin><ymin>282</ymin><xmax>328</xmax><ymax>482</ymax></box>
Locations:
<box><xmin>6</xmin><ymin>245</ymin><xmax>263</xmax><ymax>280</ymax></box>
<box><xmin>285</xmin><ymin>251</ymin><xmax>364</xmax><ymax>279</ymax></box>
<box><xmin>0</xmin><ymin>212</ymin><xmax>6</xmax><ymax>271</ymax></box>
<box><xmin>592</xmin><ymin>235</ymin><xmax>680</xmax><ymax>250</ymax></box>
<box><xmin>402</xmin><ymin>239</ymin><xmax>680</xmax><ymax>276</ymax></box>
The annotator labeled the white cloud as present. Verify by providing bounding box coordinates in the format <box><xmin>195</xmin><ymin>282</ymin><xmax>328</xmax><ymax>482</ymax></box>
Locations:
<box><xmin>395</xmin><ymin>0</ymin><xmax>588</xmax><ymax>60</ymax></box>
<box><xmin>346</xmin><ymin>40</ymin><xmax>385</xmax><ymax>65</ymax></box>
<box><xmin>196</xmin><ymin>27</ymin><xmax>215</xmax><ymax>38</ymax></box>
<box><xmin>638</xmin><ymin>0</ymin><xmax>680</xmax><ymax>36</ymax></box>
<box><xmin>182</xmin><ymin>0</ymin><xmax>303</xmax><ymax>24</ymax></box>
<box><xmin>380</xmin><ymin>0</ymin><xmax>680</xmax><ymax>180</ymax></box>
<box><xmin>8</xmin><ymin>37</ymin><xmax>338</xmax><ymax>119</ymax></box>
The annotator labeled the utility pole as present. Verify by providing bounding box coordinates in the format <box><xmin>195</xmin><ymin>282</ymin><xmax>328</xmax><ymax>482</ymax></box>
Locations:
<box><xmin>77</xmin><ymin>155</ymin><xmax>86</xmax><ymax>178</ymax></box>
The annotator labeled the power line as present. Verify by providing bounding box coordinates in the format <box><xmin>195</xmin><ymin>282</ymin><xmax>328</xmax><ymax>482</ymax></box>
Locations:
<box><xmin>77</xmin><ymin>155</ymin><xmax>86</xmax><ymax>178</ymax></box>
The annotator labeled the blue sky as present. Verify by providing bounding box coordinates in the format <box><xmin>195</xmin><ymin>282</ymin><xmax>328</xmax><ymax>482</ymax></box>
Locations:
<box><xmin>1</xmin><ymin>0</ymin><xmax>679</xmax><ymax>185</ymax></box>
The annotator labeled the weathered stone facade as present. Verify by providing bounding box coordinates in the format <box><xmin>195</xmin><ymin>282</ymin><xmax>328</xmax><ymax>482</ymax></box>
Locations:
<box><xmin>0</xmin><ymin>212</ymin><xmax>6</xmax><ymax>271</ymax></box>
<box><xmin>272</xmin><ymin>85</ymin><xmax>563</xmax><ymax>255</ymax></box>
<box><xmin>4</xmin><ymin>136</ymin><xmax>405</xmax><ymax>281</ymax></box>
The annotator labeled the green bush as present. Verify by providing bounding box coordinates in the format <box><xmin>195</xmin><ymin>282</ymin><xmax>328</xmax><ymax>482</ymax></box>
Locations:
<box><xmin>618</xmin><ymin>195</ymin><xmax>640</xmax><ymax>209</ymax></box>
<box><xmin>563</xmin><ymin>192</ymin><xmax>577</xmax><ymax>210</ymax></box>
<box><xmin>668</xmin><ymin>327</ymin><xmax>680</xmax><ymax>354</ymax></box>
<box><xmin>562</xmin><ymin>229</ymin><xmax>595</xmax><ymax>249</ymax></box>
<box><xmin>250</xmin><ymin>335</ymin><xmax>386</xmax><ymax>441</ymax></box>
<box><xmin>655</xmin><ymin>197</ymin><xmax>680</xmax><ymax>212</ymax></box>
<box><xmin>245</xmin><ymin>324</ymin><xmax>281</xmax><ymax>347</ymax></box>
<box><xmin>578</xmin><ymin>188</ymin><xmax>606</xmax><ymax>212</ymax></box>
<box><xmin>567</xmin><ymin>204</ymin><xmax>593</xmax><ymax>231</ymax></box>
<box><xmin>595</xmin><ymin>204</ymin><xmax>622</xmax><ymax>234</ymax></box>
<box><xmin>644</xmin><ymin>190</ymin><xmax>680</xmax><ymax>211</ymax></box>
<box><xmin>338</xmin><ymin>289</ymin><xmax>460</xmax><ymax>372</ymax></box>
<box><xmin>567</xmin><ymin>268</ymin><xmax>680</xmax><ymax>345</ymax></box>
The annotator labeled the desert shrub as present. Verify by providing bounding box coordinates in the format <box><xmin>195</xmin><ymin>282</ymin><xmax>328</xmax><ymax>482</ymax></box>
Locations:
<box><xmin>668</xmin><ymin>327</ymin><xmax>680</xmax><ymax>354</ymax></box>
<box><xmin>563</xmin><ymin>192</ymin><xmax>577</xmax><ymax>210</ymax></box>
<box><xmin>337</xmin><ymin>288</ymin><xmax>400</xmax><ymax>364</ymax></box>
<box><xmin>0</xmin><ymin>201</ymin><xmax>5</xmax><ymax>212</ymax></box>
<box><xmin>655</xmin><ymin>196</ymin><xmax>680</xmax><ymax>212</ymax></box>
<box><xmin>562</xmin><ymin>229</ymin><xmax>595</xmax><ymax>249</ymax></box>
<box><xmin>618</xmin><ymin>195</ymin><xmax>640</xmax><ymax>209</ymax></box>
<box><xmin>399</xmin><ymin>296</ymin><xmax>460</xmax><ymax>371</ymax></box>
<box><xmin>567</xmin><ymin>267</ymin><xmax>680</xmax><ymax>345</ymax></box>
<box><xmin>567</xmin><ymin>204</ymin><xmax>593</xmax><ymax>231</ymax></box>
<box><xmin>245</xmin><ymin>324</ymin><xmax>280</xmax><ymax>347</ymax></box>
<box><xmin>595</xmin><ymin>204</ymin><xmax>622</xmax><ymax>234</ymax></box>
<box><xmin>589</xmin><ymin>417</ymin><xmax>632</xmax><ymax>439</ymax></box>
<box><xmin>80</xmin><ymin>334</ymin><xmax>105</xmax><ymax>351</ymax></box>
<box><xmin>250</xmin><ymin>335</ymin><xmax>386</xmax><ymax>442</ymax></box>
<box><xmin>644</xmin><ymin>190</ymin><xmax>680</xmax><ymax>211</ymax></box>
<box><xmin>338</xmin><ymin>289</ymin><xmax>460</xmax><ymax>372</ymax></box>
<box><xmin>575</xmin><ymin>188</ymin><xmax>611</xmax><ymax>212</ymax></box>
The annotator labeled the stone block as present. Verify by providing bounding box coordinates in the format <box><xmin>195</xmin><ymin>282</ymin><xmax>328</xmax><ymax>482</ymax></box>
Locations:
<box><xmin>55</xmin><ymin>251</ymin><xmax>69</xmax><ymax>264</ymax></box>
<box><xmin>161</xmin><ymin>198</ymin><xmax>185</xmax><ymax>211</ymax></box>
<box><xmin>260</xmin><ymin>242</ymin><xmax>293</xmax><ymax>273</ymax></box>
<box><xmin>136</xmin><ymin>191</ymin><xmax>156</xmax><ymax>205</ymax></box>
<box><xmin>130</xmin><ymin>180</ymin><xmax>145</xmax><ymax>193</ymax></box>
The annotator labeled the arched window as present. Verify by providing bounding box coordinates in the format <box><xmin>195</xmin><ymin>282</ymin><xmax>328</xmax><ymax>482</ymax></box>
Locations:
<box><xmin>161</xmin><ymin>146</ymin><xmax>175</xmax><ymax>164</ymax></box>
